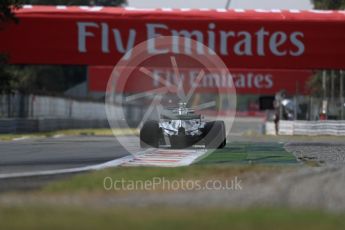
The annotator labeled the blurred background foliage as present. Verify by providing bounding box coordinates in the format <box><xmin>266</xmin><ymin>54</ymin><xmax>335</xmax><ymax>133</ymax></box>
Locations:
<box><xmin>312</xmin><ymin>0</ymin><xmax>345</xmax><ymax>9</ymax></box>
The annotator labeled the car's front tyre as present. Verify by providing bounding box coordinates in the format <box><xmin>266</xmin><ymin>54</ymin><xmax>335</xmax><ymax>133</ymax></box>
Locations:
<box><xmin>140</xmin><ymin>120</ymin><xmax>160</xmax><ymax>148</ymax></box>
<box><xmin>204</xmin><ymin>120</ymin><xmax>226</xmax><ymax>149</ymax></box>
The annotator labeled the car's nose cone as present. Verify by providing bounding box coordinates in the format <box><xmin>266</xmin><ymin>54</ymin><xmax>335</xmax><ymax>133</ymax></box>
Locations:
<box><xmin>178</xmin><ymin>126</ymin><xmax>185</xmax><ymax>135</ymax></box>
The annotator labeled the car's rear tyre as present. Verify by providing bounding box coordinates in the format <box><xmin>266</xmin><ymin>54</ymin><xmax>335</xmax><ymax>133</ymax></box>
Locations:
<box><xmin>204</xmin><ymin>121</ymin><xmax>226</xmax><ymax>149</ymax></box>
<box><xmin>140</xmin><ymin>120</ymin><xmax>160</xmax><ymax>148</ymax></box>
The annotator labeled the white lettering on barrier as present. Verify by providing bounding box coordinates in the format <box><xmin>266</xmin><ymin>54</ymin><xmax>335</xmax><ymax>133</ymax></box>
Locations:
<box><xmin>151</xmin><ymin>69</ymin><xmax>274</xmax><ymax>90</ymax></box>
<box><xmin>77</xmin><ymin>22</ymin><xmax>305</xmax><ymax>60</ymax></box>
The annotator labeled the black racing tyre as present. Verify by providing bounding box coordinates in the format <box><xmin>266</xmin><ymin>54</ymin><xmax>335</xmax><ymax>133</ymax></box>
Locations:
<box><xmin>140</xmin><ymin>120</ymin><xmax>160</xmax><ymax>148</ymax></box>
<box><xmin>204</xmin><ymin>120</ymin><xmax>226</xmax><ymax>149</ymax></box>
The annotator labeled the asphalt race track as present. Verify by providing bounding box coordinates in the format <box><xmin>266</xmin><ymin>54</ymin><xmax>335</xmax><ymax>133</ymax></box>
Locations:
<box><xmin>2</xmin><ymin>135</ymin><xmax>345</xmax><ymax>175</ymax></box>
<box><xmin>2</xmin><ymin>134</ymin><xmax>345</xmax><ymax>195</ymax></box>
<box><xmin>0</xmin><ymin>136</ymin><xmax>129</xmax><ymax>174</ymax></box>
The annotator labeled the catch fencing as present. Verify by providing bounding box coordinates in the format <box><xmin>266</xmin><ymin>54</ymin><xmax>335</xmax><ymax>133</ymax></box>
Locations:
<box><xmin>0</xmin><ymin>94</ymin><xmax>128</xmax><ymax>133</ymax></box>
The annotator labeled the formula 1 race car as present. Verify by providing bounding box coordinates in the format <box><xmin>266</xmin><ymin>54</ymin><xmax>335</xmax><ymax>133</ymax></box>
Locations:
<box><xmin>140</xmin><ymin>102</ymin><xmax>226</xmax><ymax>149</ymax></box>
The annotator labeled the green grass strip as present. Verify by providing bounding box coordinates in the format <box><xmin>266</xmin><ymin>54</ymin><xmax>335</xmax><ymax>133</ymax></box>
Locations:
<box><xmin>198</xmin><ymin>142</ymin><xmax>297</xmax><ymax>165</ymax></box>
<box><xmin>0</xmin><ymin>206</ymin><xmax>343</xmax><ymax>230</ymax></box>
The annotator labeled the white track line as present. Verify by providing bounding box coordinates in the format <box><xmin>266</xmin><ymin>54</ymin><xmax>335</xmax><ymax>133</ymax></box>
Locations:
<box><xmin>0</xmin><ymin>148</ymin><xmax>209</xmax><ymax>179</ymax></box>
<box><xmin>12</xmin><ymin>137</ymin><xmax>31</xmax><ymax>141</ymax></box>
<box><xmin>0</xmin><ymin>155</ymin><xmax>133</xmax><ymax>179</ymax></box>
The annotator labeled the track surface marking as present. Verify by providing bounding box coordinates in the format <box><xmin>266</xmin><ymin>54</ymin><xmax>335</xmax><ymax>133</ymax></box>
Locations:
<box><xmin>123</xmin><ymin>148</ymin><xmax>208</xmax><ymax>167</ymax></box>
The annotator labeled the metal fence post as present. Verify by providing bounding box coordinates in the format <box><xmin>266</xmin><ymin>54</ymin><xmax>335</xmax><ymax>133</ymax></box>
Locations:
<box><xmin>341</xmin><ymin>70</ymin><xmax>344</xmax><ymax>120</ymax></box>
